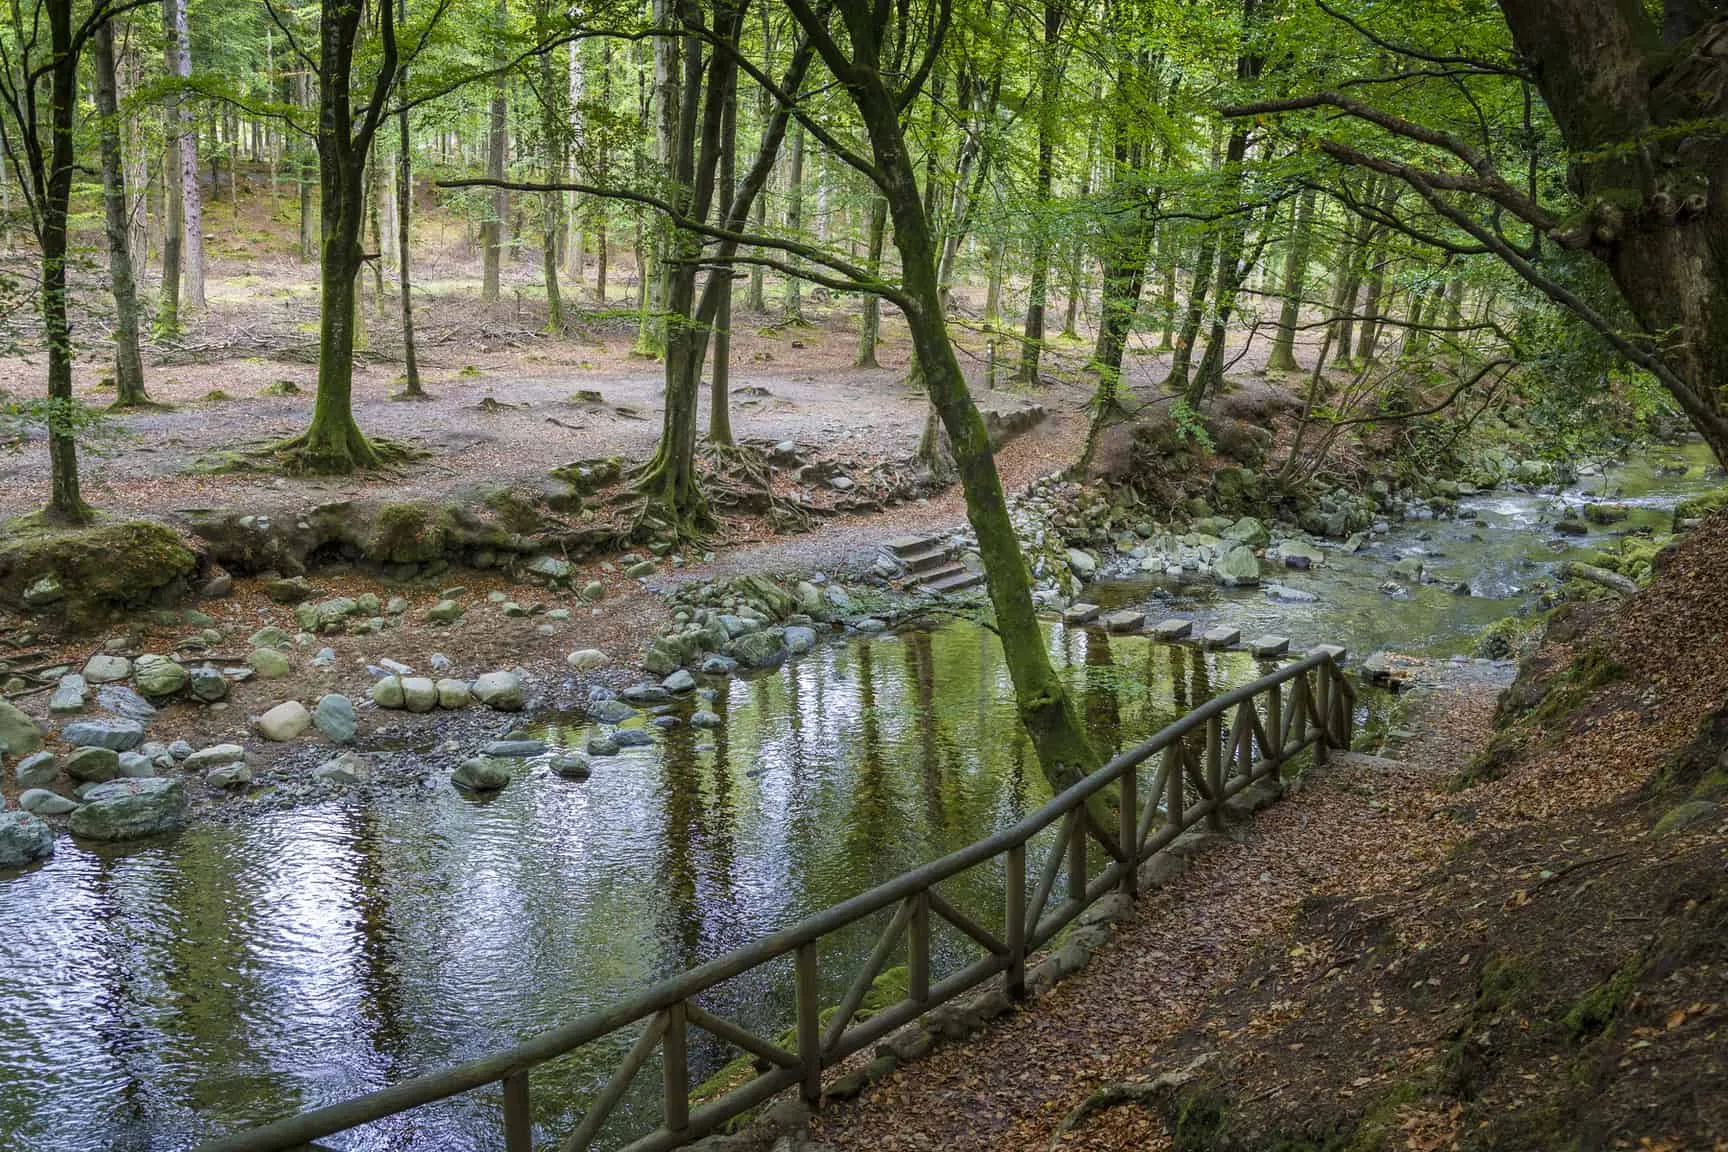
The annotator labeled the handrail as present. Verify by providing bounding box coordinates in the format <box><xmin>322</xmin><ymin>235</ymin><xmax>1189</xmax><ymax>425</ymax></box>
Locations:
<box><xmin>192</xmin><ymin>647</ymin><xmax>1352</xmax><ymax>1152</ymax></box>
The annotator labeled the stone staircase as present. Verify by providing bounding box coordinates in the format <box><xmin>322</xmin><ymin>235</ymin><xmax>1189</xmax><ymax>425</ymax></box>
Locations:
<box><xmin>882</xmin><ymin>533</ymin><xmax>986</xmax><ymax>595</ymax></box>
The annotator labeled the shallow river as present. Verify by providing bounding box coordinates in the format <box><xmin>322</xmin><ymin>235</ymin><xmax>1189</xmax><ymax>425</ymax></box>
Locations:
<box><xmin>0</xmin><ymin>445</ymin><xmax>1716</xmax><ymax>1152</ymax></box>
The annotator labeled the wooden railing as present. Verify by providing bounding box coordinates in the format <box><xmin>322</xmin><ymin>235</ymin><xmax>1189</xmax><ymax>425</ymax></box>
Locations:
<box><xmin>192</xmin><ymin>647</ymin><xmax>1355</xmax><ymax>1152</ymax></box>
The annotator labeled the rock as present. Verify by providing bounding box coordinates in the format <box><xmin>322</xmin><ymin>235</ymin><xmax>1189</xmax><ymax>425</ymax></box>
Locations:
<box><xmin>452</xmin><ymin>757</ymin><xmax>511</xmax><ymax>792</ymax></box>
<box><xmin>188</xmin><ymin>665</ymin><xmax>230</xmax><ymax>703</ymax></box>
<box><xmin>60</xmin><ymin>717</ymin><xmax>143</xmax><ymax>752</ymax></box>
<box><xmin>0</xmin><ymin>811</ymin><xmax>54</xmax><ymax>868</ymax></box>
<box><xmin>829</xmin><ymin>475</ymin><xmax>854</xmax><ymax>491</ymax></box>
<box><xmin>69</xmin><ymin>777</ymin><xmax>186</xmax><ymax>840</ymax></box>
<box><xmin>472</xmin><ymin>671</ymin><xmax>524</xmax><ymax>711</ymax></box>
<box><xmin>1554</xmin><ymin>519</ymin><xmax>1589</xmax><ymax>536</ymax></box>
<box><xmin>794</xmin><ymin>581</ymin><xmax>823</xmax><ymax>615</ymax></box>
<box><xmin>1201</xmin><ymin>625</ymin><xmax>1241</xmax><ymax>650</ymax></box>
<box><xmin>1275</xmin><ymin>540</ymin><xmax>1325</xmax><ymax>569</ymax></box>
<box><xmin>700</xmin><ymin>654</ymin><xmax>738</xmax><ymax>675</ymax></box>
<box><xmin>690</xmin><ymin>710</ymin><xmax>722</xmax><ymax>729</ymax></box>
<box><xmin>1249</xmin><ymin>634</ymin><xmax>1291</xmax><ymax>657</ymax></box>
<box><xmin>526</xmin><ymin>554</ymin><xmax>573</xmax><ymax>582</ymax></box>
<box><xmin>586</xmin><ymin>735</ymin><xmax>621</xmax><ymax>756</ymax></box>
<box><xmin>625</xmin><ymin>560</ymin><xmax>657</xmax><ymax>579</ymax></box>
<box><xmin>65</xmin><ymin>746</ymin><xmax>121</xmax><ymax>783</ymax></box>
<box><xmin>1065</xmin><ymin>548</ymin><xmax>1098</xmax><ymax>578</ymax></box>
<box><xmin>249</xmin><ymin>648</ymin><xmax>292</xmax><ymax>680</ymax></box>
<box><xmin>622</xmin><ymin>684</ymin><xmax>671</xmax><ymax>705</ymax></box>
<box><xmin>730</xmin><ymin>629</ymin><xmax>788</xmax><ymax>669</ymax></box>
<box><xmin>18</xmin><ymin>789</ymin><xmax>76</xmax><ymax>816</ymax></box>
<box><xmin>1654</xmin><ymin>799</ymin><xmax>1718</xmax><ymax>837</ymax></box>
<box><xmin>1103</xmin><ymin>609</ymin><xmax>1144</xmax><ymax>633</ymax></box>
<box><xmin>384</xmin><ymin>596</ymin><xmax>409</xmax><ymax>616</ymax></box>
<box><xmin>783</xmin><ymin>625</ymin><xmax>818</xmax><ymax>655</ymax></box>
<box><xmin>1391</xmin><ymin>556</ymin><xmax>1425</xmax><ymax>582</ymax></box>
<box><xmin>206</xmin><ymin>762</ymin><xmax>252</xmax><ymax>789</ymax></box>
<box><xmin>81</xmin><ymin>654</ymin><xmax>132</xmax><ymax>684</ymax></box>
<box><xmin>313</xmin><ymin>752</ymin><xmax>372</xmax><ymax>785</ymax></box>
<box><xmin>116</xmin><ymin>752</ymin><xmax>157</xmax><ymax>778</ymax></box>
<box><xmin>436</xmin><ymin>679</ymin><xmax>471</xmax><ymax>709</ymax></box>
<box><xmin>613</xmin><ymin>728</ymin><xmax>655</xmax><ymax>748</ymax></box>
<box><xmin>567</xmin><ymin>649</ymin><xmax>610</xmax><ymax>672</ymax></box>
<box><xmin>551</xmin><ymin>753</ymin><xmax>592</xmax><ymax>779</ymax></box>
<box><xmin>313</xmin><ymin>694</ymin><xmax>357</xmax><ymax>742</ymax></box>
<box><xmin>1263</xmin><ymin>584</ymin><xmax>1318</xmax><ymax>603</ymax></box>
<box><xmin>371</xmin><ymin>676</ymin><xmax>406</xmax><ymax>709</ymax></box>
<box><xmin>14</xmin><ymin>751</ymin><xmax>58</xmax><ymax>789</ymax></box>
<box><xmin>1062</xmin><ymin>603</ymin><xmax>1101</xmax><ymax>625</ymax></box>
<box><xmin>642</xmin><ymin>642</ymin><xmax>682</xmax><ymax>676</ymax></box>
<box><xmin>184</xmin><ymin>744</ymin><xmax>246</xmax><ymax>771</ymax></box>
<box><xmin>425</xmin><ymin>599</ymin><xmax>464</xmax><ymax>624</ymax></box>
<box><xmin>200</xmin><ymin>570</ymin><xmax>234</xmax><ymax>599</ymax></box>
<box><xmin>1214</xmin><ymin>545</ymin><xmax>1261</xmax><ymax>587</ymax></box>
<box><xmin>484</xmin><ymin>739</ymin><xmax>546</xmax><ymax>758</ymax></box>
<box><xmin>590</xmin><ymin>701</ymin><xmax>638</xmax><ymax>727</ymax></box>
<box><xmin>94</xmin><ymin>685</ymin><xmax>156</xmax><ymax>721</ymax></box>
<box><xmin>49</xmin><ymin>674</ymin><xmax>88</xmax><ymax>714</ymax></box>
<box><xmin>168</xmin><ymin>740</ymin><xmax>193</xmax><ymax>760</ymax></box>
<box><xmin>256</xmin><ymin>701</ymin><xmax>312</xmax><ymax>741</ymax></box>
<box><xmin>380</xmin><ymin>658</ymin><xmax>414</xmax><ymax>676</ymax></box>
<box><xmin>0</xmin><ymin>701</ymin><xmax>45</xmax><ymax>758</ymax></box>
<box><xmin>21</xmin><ymin>574</ymin><xmax>66</xmax><ymax>608</ymax></box>
<box><xmin>853</xmin><ymin>617</ymin><xmax>887</xmax><ymax>633</ymax></box>
<box><xmin>662</xmin><ymin>669</ymin><xmax>696</xmax><ymax>693</ymax></box>
<box><xmin>134</xmin><ymin>654</ymin><xmax>190</xmax><ymax>700</ymax></box>
<box><xmin>400</xmin><ymin>677</ymin><xmax>439</xmax><ymax>713</ymax></box>
<box><xmin>580</xmin><ymin>580</ymin><xmax>605</xmax><ymax>601</ymax></box>
<box><xmin>265</xmin><ymin>576</ymin><xmax>315</xmax><ymax>603</ymax></box>
<box><xmin>1223</xmin><ymin>516</ymin><xmax>1270</xmax><ymax>548</ymax></box>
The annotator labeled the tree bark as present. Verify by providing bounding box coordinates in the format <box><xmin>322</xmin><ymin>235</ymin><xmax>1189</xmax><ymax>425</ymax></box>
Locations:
<box><xmin>94</xmin><ymin>19</ymin><xmax>149</xmax><ymax>407</ymax></box>
<box><xmin>856</xmin><ymin>195</ymin><xmax>888</xmax><ymax>367</ymax></box>
<box><xmin>1015</xmin><ymin>0</ymin><xmax>1066</xmax><ymax>385</ymax></box>
<box><xmin>395</xmin><ymin>0</ymin><xmax>424</xmax><ymax>398</ymax></box>
<box><xmin>171</xmin><ymin>0</ymin><xmax>204</xmax><ymax>310</ymax></box>
<box><xmin>1266</xmin><ymin>186</ymin><xmax>1315</xmax><ymax>372</ymax></box>
<box><xmin>158</xmin><ymin>0</ymin><xmax>185</xmax><ymax>336</ymax></box>
<box><xmin>783</xmin><ymin>118</ymin><xmax>806</xmax><ymax>322</ymax></box>
<box><xmin>481</xmin><ymin>0</ymin><xmax>508</xmax><ymax>303</ymax></box>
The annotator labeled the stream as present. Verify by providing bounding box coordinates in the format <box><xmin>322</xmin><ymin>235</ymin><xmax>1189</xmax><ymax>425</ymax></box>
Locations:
<box><xmin>0</xmin><ymin>444</ymin><xmax>1716</xmax><ymax>1152</ymax></box>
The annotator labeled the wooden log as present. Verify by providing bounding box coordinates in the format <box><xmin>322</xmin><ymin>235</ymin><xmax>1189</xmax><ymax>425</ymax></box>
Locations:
<box><xmin>1560</xmin><ymin>561</ymin><xmax>1637</xmax><ymax>595</ymax></box>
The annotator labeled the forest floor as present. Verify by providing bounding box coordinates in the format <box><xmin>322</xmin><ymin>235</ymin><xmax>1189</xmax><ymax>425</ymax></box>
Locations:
<box><xmin>811</xmin><ymin>516</ymin><xmax>1728</xmax><ymax>1152</ymax></box>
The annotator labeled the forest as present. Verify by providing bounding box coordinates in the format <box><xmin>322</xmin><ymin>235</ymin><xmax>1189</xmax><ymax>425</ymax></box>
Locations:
<box><xmin>2</xmin><ymin>0</ymin><xmax>1728</xmax><ymax>1150</ymax></box>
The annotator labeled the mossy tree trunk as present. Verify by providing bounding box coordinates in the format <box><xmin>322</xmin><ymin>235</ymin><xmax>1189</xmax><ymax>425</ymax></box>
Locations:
<box><xmin>1014</xmin><ymin>0</ymin><xmax>1065</xmax><ymax>386</ymax></box>
<box><xmin>94</xmin><ymin>20</ymin><xmax>149</xmax><ymax>408</ymax></box>
<box><xmin>394</xmin><ymin>0</ymin><xmax>424</xmax><ymax>398</ymax></box>
<box><xmin>856</xmin><ymin>195</ymin><xmax>888</xmax><ymax>367</ymax></box>
<box><xmin>1266</xmin><ymin>186</ymin><xmax>1315</xmax><ymax>373</ymax></box>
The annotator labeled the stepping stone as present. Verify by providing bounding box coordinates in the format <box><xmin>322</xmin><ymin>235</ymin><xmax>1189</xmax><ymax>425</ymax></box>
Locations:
<box><xmin>1311</xmin><ymin>643</ymin><xmax>1349</xmax><ymax>663</ymax></box>
<box><xmin>1062</xmin><ymin>602</ymin><xmax>1101</xmax><ymax>625</ymax></box>
<box><xmin>1103</xmin><ymin>609</ymin><xmax>1145</xmax><ymax>633</ymax></box>
<box><xmin>1152</xmin><ymin>619</ymin><xmax>1192</xmax><ymax>641</ymax></box>
<box><xmin>1248</xmin><ymin>635</ymin><xmax>1290</xmax><ymax>657</ymax></box>
<box><xmin>1201</xmin><ymin>626</ymin><xmax>1241</xmax><ymax>650</ymax></box>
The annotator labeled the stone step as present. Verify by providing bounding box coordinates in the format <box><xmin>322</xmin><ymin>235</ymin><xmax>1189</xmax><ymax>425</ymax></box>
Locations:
<box><xmin>1248</xmin><ymin>634</ymin><xmax>1290</xmax><ymax>657</ymax></box>
<box><xmin>1152</xmin><ymin>619</ymin><xmax>1192</xmax><ymax>641</ymax></box>
<box><xmin>900</xmin><ymin>544</ymin><xmax>957</xmax><ymax>574</ymax></box>
<box><xmin>1062</xmin><ymin>602</ymin><xmax>1101</xmax><ymax>625</ymax></box>
<box><xmin>1103</xmin><ymin>609</ymin><xmax>1145</xmax><ymax>633</ymax></box>
<box><xmin>886</xmin><ymin>533</ymin><xmax>947</xmax><ymax>559</ymax></box>
<box><xmin>1201</xmin><ymin>626</ymin><xmax>1241</xmax><ymax>650</ymax></box>
<box><xmin>922</xmin><ymin>567</ymin><xmax>986</xmax><ymax>594</ymax></box>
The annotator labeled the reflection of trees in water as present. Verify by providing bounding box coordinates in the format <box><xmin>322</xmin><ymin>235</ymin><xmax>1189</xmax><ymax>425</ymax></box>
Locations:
<box><xmin>1082</xmin><ymin>631</ymin><xmax>1122</xmax><ymax>758</ymax></box>
<box><xmin>347</xmin><ymin>807</ymin><xmax>407</xmax><ymax>1084</ymax></box>
<box><xmin>1170</xmin><ymin>643</ymin><xmax>1188</xmax><ymax>711</ymax></box>
<box><xmin>906</xmin><ymin>629</ymin><xmax>951</xmax><ymax>840</ymax></box>
<box><xmin>842</xmin><ymin>640</ymin><xmax>896</xmax><ymax>885</ymax></box>
<box><xmin>658</xmin><ymin>692</ymin><xmax>742</xmax><ymax>972</ymax></box>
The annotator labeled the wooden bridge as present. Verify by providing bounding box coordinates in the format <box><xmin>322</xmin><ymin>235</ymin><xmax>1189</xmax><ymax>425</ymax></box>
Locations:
<box><xmin>193</xmin><ymin>647</ymin><xmax>1356</xmax><ymax>1152</ymax></box>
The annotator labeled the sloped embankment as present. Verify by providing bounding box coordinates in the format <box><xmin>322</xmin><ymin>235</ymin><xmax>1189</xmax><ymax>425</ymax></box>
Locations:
<box><xmin>1060</xmin><ymin>513</ymin><xmax>1728</xmax><ymax>1151</ymax></box>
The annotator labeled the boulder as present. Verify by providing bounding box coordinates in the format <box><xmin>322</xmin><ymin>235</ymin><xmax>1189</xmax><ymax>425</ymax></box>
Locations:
<box><xmin>63</xmin><ymin>717</ymin><xmax>146</xmax><ymax>752</ymax></box>
<box><xmin>1223</xmin><ymin>517</ymin><xmax>1270</xmax><ymax>548</ymax></box>
<box><xmin>249</xmin><ymin>626</ymin><xmax>292</xmax><ymax>649</ymax></box>
<box><xmin>1213</xmin><ymin>545</ymin><xmax>1261</xmax><ymax>587</ymax></box>
<box><xmin>621</xmin><ymin>684</ymin><xmax>671</xmax><ymax>704</ymax></box>
<box><xmin>116</xmin><ymin>752</ymin><xmax>157</xmax><ymax>778</ymax></box>
<box><xmin>18</xmin><ymin>789</ymin><xmax>76</xmax><ymax>816</ymax></box>
<box><xmin>525</xmin><ymin>554</ymin><xmax>572</xmax><ymax>582</ymax></box>
<box><xmin>472</xmin><ymin>671</ymin><xmax>524</xmax><ymax>711</ymax></box>
<box><xmin>371</xmin><ymin>676</ymin><xmax>406</xmax><ymax>709</ymax></box>
<box><xmin>690</xmin><ymin>710</ymin><xmax>723</xmax><ymax>729</ymax></box>
<box><xmin>22</xmin><ymin>574</ymin><xmax>65</xmax><ymax>607</ymax></box>
<box><xmin>0</xmin><ymin>811</ymin><xmax>54</xmax><ymax>868</ymax></box>
<box><xmin>400</xmin><ymin>677</ymin><xmax>439</xmax><ymax>713</ymax></box>
<box><xmin>551</xmin><ymin>753</ymin><xmax>592</xmax><ymax>779</ymax></box>
<box><xmin>642</xmin><ymin>642</ymin><xmax>683</xmax><ymax>677</ymax></box>
<box><xmin>484</xmin><ymin>740</ymin><xmax>546</xmax><ymax>758</ymax></box>
<box><xmin>187</xmin><ymin>665</ymin><xmax>230</xmax><ymax>703</ymax></box>
<box><xmin>49</xmin><ymin>674</ymin><xmax>88</xmax><ymax>715</ymax></box>
<box><xmin>69</xmin><ymin>777</ymin><xmax>185</xmax><ymax>840</ymax></box>
<box><xmin>1275</xmin><ymin>540</ymin><xmax>1325</xmax><ymax>569</ymax></box>
<box><xmin>65</xmin><ymin>746</ymin><xmax>121</xmax><ymax>783</ymax></box>
<box><xmin>436</xmin><ymin>679</ymin><xmax>472</xmax><ymax>709</ymax></box>
<box><xmin>313</xmin><ymin>694</ymin><xmax>357</xmax><ymax>743</ymax></box>
<box><xmin>14</xmin><ymin>751</ymin><xmax>58</xmax><ymax>789</ymax></box>
<box><xmin>566</xmin><ymin>649</ymin><xmax>610</xmax><ymax>672</ymax></box>
<box><xmin>249</xmin><ymin>648</ymin><xmax>292</xmax><ymax>680</ymax></box>
<box><xmin>1391</xmin><ymin>556</ymin><xmax>1425</xmax><ymax>582</ymax></box>
<box><xmin>425</xmin><ymin>599</ymin><xmax>464</xmax><ymax>625</ymax></box>
<box><xmin>133</xmin><ymin>655</ymin><xmax>189</xmax><ymax>698</ymax></box>
<box><xmin>783</xmin><ymin>625</ymin><xmax>818</xmax><ymax>655</ymax></box>
<box><xmin>265</xmin><ymin>576</ymin><xmax>315</xmax><ymax>603</ymax></box>
<box><xmin>730</xmin><ymin>629</ymin><xmax>787</xmax><ymax>670</ymax></box>
<box><xmin>589</xmin><ymin>699</ymin><xmax>637</xmax><ymax>724</ymax></box>
<box><xmin>452</xmin><ymin>757</ymin><xmax>512</xmax><ymax>792</ymax></box>
<box><xmin>701</xmin><ymin>655</ymin><xmax>738</xmax><ymax>676</ymax></box>
<box><xmin>184</xmin><ymin>744</ymin><xmax>246</xmax><ymax>771</ymax></box>
<box><xmin>206</xmin><ymin>762</ymin><xmax>252</xmax><ymax>789</ymax></box>
<box><xmin>586</xmin><ymin>735</ymin><xmax>621</xmax><ymax>756</ymax></box>
<box><xmin>313</xmin><ymin>752</ymin><xmax>371</xmax><ymax>785</ymax></box>
<box><xmin>0</xmin><ymin>701</ymin><xmax>46</xmax><ymax>757</ymax></box>
<box><xmin>1065</xmin><ymin>548</ymin><xmax>1098</xmax><ymax>578</ymax></box>
<box><xmin>81</xmin><ymin>654</ymin><xmax>133</xmax><ymax>684</ymax></box>
<box><xmin>613</xmin><ymin>728</ymin><xmax>655</xmax><ymax>748</ymax></box>
<box><xmin>257</xmin><ymin>701</ymin><xmax>312</xmax><ymax>741</ymax></box>
<box><xmin>662</xmin><ymin>669</ymin><xmax>697</xmax><ymax>694</ymax></box>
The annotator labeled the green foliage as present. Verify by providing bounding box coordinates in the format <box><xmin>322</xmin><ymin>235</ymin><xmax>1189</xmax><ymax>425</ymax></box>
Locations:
<box><xmin>1170</xmin><ymin>400</ymin><xmax>1214</xmax><ymax>451</ymax></box>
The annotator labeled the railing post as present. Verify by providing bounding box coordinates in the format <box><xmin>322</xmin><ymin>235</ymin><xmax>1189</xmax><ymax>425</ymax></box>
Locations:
<box><xmin>909</xmin><ymin>891</ymin><xmax>931</xmax><ymax>1004</ymax></box>
<box><xmin>663</xmin><ymin>1000</ymin><xmax>688</xmax><ymax>1134</ymax></box>
<box><xmin>1313</xmin><ymin>666</ymin><xmax>1331</xmax><ymax>767</ymax></box>
<box><xmin>1119</xmin><ymin>761</ymin><xmax>1138</xmax><ymax>897</ymax></box>
<box><xmin>1067</xmin><ymin>804</ymin><xmax>1087</xmax><ymax>903</ymax></box>
<box><xmin>1290</xmin><ymin>673</ymin><xmax>1308</xmax><ymax>757</ymax></box>
<box><xmin>1205</xmin><ymin>715</ymin><xmax>1224</xmax><ymax>831</ymax></box>
<box><xmin>1165</xmin><ymin>742</ymin><xmax>1183</xmax><ymax>829</ymax></box>
<box><xmin>796</xmin><ymin>943</ymin><xmax>821</xmax><ymax>1104</ymax></box>
<box><xmin>1005</xmin><ymin>842</ymin><xmax>1026</xmax><ymax>999</ymax></box>
<box><xmin>502</xmin><ymin>1071</ymin><xmax>532</xmax><ymax>1152</ymax></box>
<box><xmin>1266</xmin><ymin>683</ymin><xmax>1283</xmax><ymax>780</ymax></box>
<box><xmin>1235</xmin><ymin>701</ymin><xmax>1254</xmax><ymax>779</ymax></box>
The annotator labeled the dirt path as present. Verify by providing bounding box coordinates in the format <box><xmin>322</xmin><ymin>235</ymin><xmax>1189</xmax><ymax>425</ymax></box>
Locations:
<box><xmin>808</xmin><ymin>669</ymin><xmax>1505</xmax><ymax>1152</ymax></box>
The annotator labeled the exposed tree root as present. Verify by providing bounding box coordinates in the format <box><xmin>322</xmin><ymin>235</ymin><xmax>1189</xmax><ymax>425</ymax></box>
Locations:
<box><xmin>265</xmin><ymin>430</ymin><xmax>420</xmax><ymax>476</ymax></box>
<box><xmin>1044</xmin><ymin>1054</ymin><xmax>1217</xmax><ymax>1150</ymax></box>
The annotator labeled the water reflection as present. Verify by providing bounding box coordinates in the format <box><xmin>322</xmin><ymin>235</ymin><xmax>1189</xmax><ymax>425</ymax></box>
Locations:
<box><xmin>1</xmin><ymin>622</ymin><xmax>1340</xmax><ymax>1151</ymax></box>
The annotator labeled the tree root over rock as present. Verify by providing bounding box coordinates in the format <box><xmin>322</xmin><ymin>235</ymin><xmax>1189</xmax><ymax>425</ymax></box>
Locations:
<box><xmin>1044</xmin><ymin>1053</ymin><xmax>1217</xmax><ymax>1150</ymax></box>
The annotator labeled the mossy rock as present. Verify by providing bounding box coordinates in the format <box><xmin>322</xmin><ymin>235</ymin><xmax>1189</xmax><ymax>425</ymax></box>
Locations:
<box><xmin>0</xmin><ymin>520</ymin><xmax>199</xmax><ymax>632</ymax></box>
<box><xmin>368</xmin><ymin>503</ymin><xmax>456</xmax><ymax>565</ymax></box>
<box><xmin>1672</xmin><ymin>485</ymin><xmax>1728</xmax><ymax>527</ymax></box>
<box><xmin>1563</xmin><ymin>955</ymin><xmax>1641</xmax><ymax>1039</ymax></box>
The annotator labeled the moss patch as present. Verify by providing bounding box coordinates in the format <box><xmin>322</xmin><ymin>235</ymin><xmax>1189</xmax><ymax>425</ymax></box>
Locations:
<box><xmin>367</xmin><ymin>503</ymin><xmax>454</xmax><ymax>565</ymax></box>
<box><xmin>0</xmin><ymin>519</ymin><xmax>199</xmax><ymax>631</ymax></box>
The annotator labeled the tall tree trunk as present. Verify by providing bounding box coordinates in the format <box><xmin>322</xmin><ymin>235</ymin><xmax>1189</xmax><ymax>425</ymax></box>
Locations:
<box><xmin>94</xmin><ymin>19</ymin><xmax>148</xmax><ymax>407</ymax></box>
<box><xmin>1015</xmin><ymin>0</ymin><xmax>1065</xmax><ymax>385</ymax></box>
<box><xmin>1354</xmin><ymin>251</ymin><xmax>1390</xmax><ymax>363</ymax></box>
<box><xmin>709</xmin><ymin>70</ymin><xmax>738</xmax><ymax>446</ymax></box>
<box><xmin>158</xmin><ymin>0</ymin><xmax>185</xmax><ymax>336</ymax></box>
<box><xmin>856</xmin><ymin>194</ymin><xmax>888</xmax><ymax>367</ymax></box>
<box><xmin>783</xmin><ymin>118</ymin><xmax>805</xmax><ymax>322</ymax></box>
<box><xmin>40</xmin><ymin>0</ymin><xmax>91</xmax><ymax>521</ymax></box>
<box><xmin>394</xmin><ymin>0</ymin><xmax>424</xmax><ymax>398</ymax></box>
<box><xmin>1164</xmin><ymin>230</ymin><xmax>1216</xmax><ymax>391</ymax></box>
<box><xmin>481</xmin><ymin>3</ymin><xmax>508</xmax><ymax>303</ymax></box>
<box><xmin>538</xmin><ymin>0</ymin><xmax>566</xmax><ymax>330</ymax></box>
<box><xmin>171</xmin><ymin>0</ymin><xmax>204</xmax><ymax>310</ymax></box>
<box><xmin>298</xmin><ymin>70</ymin><xmax>316</xmax><ymax>262</ymax></box>
<box><xmin>1266</xmin><ymin>186</ymin><xmax>1315</xmax><ymax>372</ymax></box>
